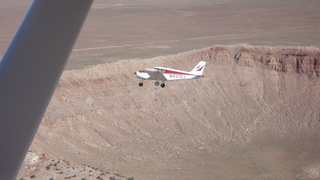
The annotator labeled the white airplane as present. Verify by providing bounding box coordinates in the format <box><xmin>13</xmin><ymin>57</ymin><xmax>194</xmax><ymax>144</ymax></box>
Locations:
<box><xmin>134</xmin><ymin>61</ymin><xmax>206</xmax><ymax>87</ymax></box>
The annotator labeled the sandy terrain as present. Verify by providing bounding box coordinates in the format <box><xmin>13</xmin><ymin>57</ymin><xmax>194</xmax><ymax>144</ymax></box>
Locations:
<box><xmin>1</xmin><ymin>1</ymin><xmax>319</xmax><ymax>179</ymax></box>
<box><xmin>1</xmin><ymin>0</ymin><xmax>320</xmax><ymax>69</ymax></box>
<box><xmin>68</xmin><ymin>0</ymin><xmax>320</xmax><ymax>69</ymax></box>
<box><xmin>16</xmin><ymin>44</ymin><xmax>320</xmax><ymax>180</ymax></box>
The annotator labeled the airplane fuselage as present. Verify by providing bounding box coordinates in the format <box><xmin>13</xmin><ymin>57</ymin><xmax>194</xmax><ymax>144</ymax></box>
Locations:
<box><xmin>136</xmin><ymin>67</ymin><xmax>201</xmax><ymax>81</ymax></box>
<box><xmin>134</xmin><ymin>61</ymin><xmax>206</xmax><ymax>87</ymax></box>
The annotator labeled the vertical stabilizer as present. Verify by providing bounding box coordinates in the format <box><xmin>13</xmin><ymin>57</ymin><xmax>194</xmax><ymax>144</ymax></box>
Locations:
<box><xmin>191</xmin><ymin>61</ymin><xmax>206</xmax><ymax>76</ymax></box>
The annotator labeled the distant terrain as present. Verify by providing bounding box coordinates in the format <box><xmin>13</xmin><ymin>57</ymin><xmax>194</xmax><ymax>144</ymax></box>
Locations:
<box><xmin>1</xmin><ymin>0</ymin><xmax>320</xmax><ymax>69</ymax></box>
<box><xmin>1</xmin><ymin>0</ymin><xmax>320</xmax><ymax>180</ymax></box>
<box><xmin>17</xmin><ymin>45</ymin><xmax>320</xmax><ymax>180</ymax></box>
<box><xmin>69</xmin><ymin>0</ymin><xmax>320</xmax><ymax>69</ymax></box>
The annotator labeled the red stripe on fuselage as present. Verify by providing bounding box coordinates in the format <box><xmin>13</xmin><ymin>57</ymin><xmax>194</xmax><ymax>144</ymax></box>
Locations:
<box><xmin>164</xmin><ymin>70</ymin><xmax>193</xmax><ymax>75</ymax></box>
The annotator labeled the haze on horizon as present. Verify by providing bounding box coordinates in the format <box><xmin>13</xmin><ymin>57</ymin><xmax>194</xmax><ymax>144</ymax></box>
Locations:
<box><xmin>1</xmin><ymin>0</ymin><xmax>319</xmax><ymax>69</ymax></box>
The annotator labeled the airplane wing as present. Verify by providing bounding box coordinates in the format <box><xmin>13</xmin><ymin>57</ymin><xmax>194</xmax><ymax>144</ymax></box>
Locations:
<box><xmin>145</xmin><ymin>69</ymin><xmax>167</xmax><ymax>81</ymax></box>
<box><xmin>0</xmin><ymin>1</ymin><xmax>93</xmax><ymax>179</ymax></box>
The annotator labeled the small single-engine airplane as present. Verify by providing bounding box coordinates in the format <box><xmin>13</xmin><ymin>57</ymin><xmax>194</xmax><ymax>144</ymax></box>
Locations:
<box><xmin>134</xmin><ymin>61</ymin><xmax>206</xmax><ymax>87</ymax></box>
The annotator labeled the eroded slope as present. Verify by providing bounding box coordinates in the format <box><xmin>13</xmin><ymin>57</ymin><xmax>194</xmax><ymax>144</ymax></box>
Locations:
<box><xmin>25</xmin><ymin>45</ymin><xmax>319</xmax><ymax>180</ymax></box>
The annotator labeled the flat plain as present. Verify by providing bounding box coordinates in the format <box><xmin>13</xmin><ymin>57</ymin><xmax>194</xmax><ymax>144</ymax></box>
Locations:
<box><xmin>1</xmin><ymin>0</ymin><xmax>320</xmax><ymax>180</ymax></box>
<box><xmin>1</xmin><ymin>0</ymin><xmax>320</xmax><ymax>69</ymax></box>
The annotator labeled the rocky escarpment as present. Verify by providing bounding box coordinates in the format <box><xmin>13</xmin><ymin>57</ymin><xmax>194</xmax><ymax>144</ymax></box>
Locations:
<box><xmin>23</xmin><ymin>45</ymin><xmax>320</xmax><ymax>180</ymax></box>
<box><xmin>199</xmin><ymin>45</ymin><xmax>320</xmax><ymax>77</ymax></box>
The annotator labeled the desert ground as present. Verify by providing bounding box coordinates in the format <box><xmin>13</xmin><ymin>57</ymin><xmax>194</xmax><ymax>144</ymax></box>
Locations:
<box><xmin>18</xmin><ymin>44</ymin><xmax>320</xmax><ymax>180</ymax></box>
<box><xmin>0</xmin><ymin>0</ymin><xmax>320</xmax><ymax>180</ymax></box>
<box><xmin>1</xmin><ymin>0</ymin><xmax>320</xmax><ymax>69</ymax></box>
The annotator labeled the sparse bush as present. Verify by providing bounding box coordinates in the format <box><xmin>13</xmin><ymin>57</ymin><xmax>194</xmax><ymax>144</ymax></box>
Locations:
<box><xmin>30</xmin><ymin>175</ymin><xmax>36</xmax><ymax>178</ymax></box>
<box><xmin>127</xmin><ymin>177</ymin><xmax>134</xmax><ymax>180</ymax></box>
<box><xmin>115</xmin><ymin>174</ymin><xmax>124</xmax><ymax>178</ymax></box>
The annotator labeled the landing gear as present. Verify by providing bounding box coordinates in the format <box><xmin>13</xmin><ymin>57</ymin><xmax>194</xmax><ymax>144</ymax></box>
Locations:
<box><xmin>138</xmin><ymin>80</ymin><xmax>166</xmax><ymax>87</ymax></box>
<box><xmin>155</xmin><ymin>81</ymin><xmax>165</xmax><ymax>87</ymax></box>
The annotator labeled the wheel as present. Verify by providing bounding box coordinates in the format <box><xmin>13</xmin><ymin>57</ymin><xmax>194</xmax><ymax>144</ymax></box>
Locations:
<box><xmin>139</xmin><ymin>82</ymin><xmax>143</xmax><ymax>87</ymax></box>
<box><xmin>155</xmin><ymin>81</ymin><xmax>160</xmax><ymax>86</ymax></box>
<box><xmin>161</xmin><ymin>83</ymin><xmax>165</xmax><ymax>88</ymax></box>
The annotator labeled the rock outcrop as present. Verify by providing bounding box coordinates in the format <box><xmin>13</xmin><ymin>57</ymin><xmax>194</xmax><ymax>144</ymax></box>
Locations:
<box><xmin>234</xmin><ymin>46</ymin><xmax>320</xmax><ymax>77</ymax></box>
<box><xmin>198</xmin><ymin>45</ymin><xmax>320</xmax><ymax>77</ymax></box>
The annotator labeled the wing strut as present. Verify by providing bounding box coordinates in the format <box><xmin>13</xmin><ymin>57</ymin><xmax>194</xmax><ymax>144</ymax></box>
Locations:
<box><xmin>0</xmin><ymin>1</ymin><xmax>93</xmax><ymax>179</ymax></box>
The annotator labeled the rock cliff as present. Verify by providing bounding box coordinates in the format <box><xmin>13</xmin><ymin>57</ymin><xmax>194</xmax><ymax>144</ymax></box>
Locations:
<box><xmin>202</xmin><ymin>45</ymin><xmax>320</xmax><ymax>77</ymax></box>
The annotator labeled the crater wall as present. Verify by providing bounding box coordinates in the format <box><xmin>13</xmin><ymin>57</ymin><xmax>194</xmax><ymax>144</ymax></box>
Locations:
<box><xmin>28</xmin><ymin>45</ymin><xmax>320</xmax><ymax>180</ymax></box>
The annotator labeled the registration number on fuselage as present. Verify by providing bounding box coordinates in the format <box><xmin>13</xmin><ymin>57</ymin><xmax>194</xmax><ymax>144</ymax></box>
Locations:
<box><xmin>169</xmin><ymin>74</ymin><xmax>186</xmax><ymax>79</ymax></box>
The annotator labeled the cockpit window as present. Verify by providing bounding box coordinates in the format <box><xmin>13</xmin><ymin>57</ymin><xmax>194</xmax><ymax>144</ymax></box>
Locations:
<box><xmin>153</xmin><ymin>67</ymin><xmax>163</xmax><ymax>71</ymax></box>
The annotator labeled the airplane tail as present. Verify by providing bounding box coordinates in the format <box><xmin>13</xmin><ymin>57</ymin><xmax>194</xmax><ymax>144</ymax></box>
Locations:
<box><xmin>191</xmin><ymin>61</ymin><xmax>206</xmax><ymax>76</ymax></box>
